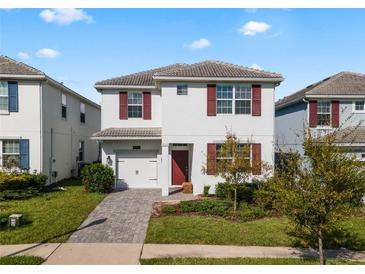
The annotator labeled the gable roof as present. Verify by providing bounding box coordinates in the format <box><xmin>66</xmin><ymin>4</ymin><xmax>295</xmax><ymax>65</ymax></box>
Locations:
<box><xmin>0</xmin><ymin>55</ymin><xmax>100</xmax><ymax>109</ymax></box>
<box><xmin>95</xmin><ymin>60</ymin><xmax>283</xmax><ymax>90</ymax></box>
<box><xmin>92</xmin><ymin>127</ymin><xmax>162</xmax><ymax>140</ymax></box>
<box><xmin>0</xmin><ymin>55</ymin><xmax>44</xmax><ymax>76</ymax></box>
<box><xmin>276</xmin><ymin>72</ymin><xmax>365</xmax><ymax>110</ymax></box>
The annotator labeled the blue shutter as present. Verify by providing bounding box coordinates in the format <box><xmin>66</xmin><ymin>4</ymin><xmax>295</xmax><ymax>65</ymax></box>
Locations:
<box><xmin>19</xmin><ymin>139</ymin><xmax>29</xmax><ymax>170</ymax></box>
<box><xmin>8</xmin><ymin>82</ymin><xmax>18</xmax><ymax>112</ymax></box>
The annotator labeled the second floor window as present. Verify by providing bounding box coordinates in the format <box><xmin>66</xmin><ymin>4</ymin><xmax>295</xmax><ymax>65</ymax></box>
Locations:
<box><xmin>0</xmin><ymin>82</ymin><xmax>8</xmax><ymax>112</ymax></box>
<box><xmin>80</xmin><ymin>102</ymin><xmax>86</xmax><ymax>123</ymax></box>
<box><xmin>61</xmin><ymin>93</ymin><xmax>67</xmax><ymax>119</ymax></box>
<box><xmin>217</xmin><ymin>85</ymin><xmax>252</xmax><ymax>115</ymax></box>
<box><xmin>177</xmin><ymin>84</ymin><xmax>188</xmax><ymax>95</ymax></box>
<box><xmin>317</xmin><ymin>101</ymin><xmax>331</xmax><ymax>126</ymax></box>
<box><xmin>128</xmin><ymin>92</ymin><xmax>143</xmax><ymax>118</ymax></box>
<box><xmin>355</xmin><ymin>101</ymin><xmax>365</xmax><ymax>112</ymax></box>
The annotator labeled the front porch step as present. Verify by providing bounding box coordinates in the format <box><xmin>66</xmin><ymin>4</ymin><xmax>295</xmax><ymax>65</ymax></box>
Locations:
<box><xmin>169</xmin><ymin>186</ymin><xmax>183</xmax><ymax>195</ymax></box>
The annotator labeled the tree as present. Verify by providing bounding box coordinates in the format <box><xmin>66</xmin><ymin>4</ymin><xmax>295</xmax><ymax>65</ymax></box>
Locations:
<box><xmin>203</xmin><ymin>132</ymin><xmax>263</xmax><ymax>212</ymax></box>
<box><xmin>272</xmin><ymin>128</ymin><xmax>365</xmax><ymax>264</ymax></box>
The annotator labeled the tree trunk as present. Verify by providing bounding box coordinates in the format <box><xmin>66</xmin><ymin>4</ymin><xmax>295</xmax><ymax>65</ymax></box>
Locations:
<box><xmin>233</xmin><ymin>188</ymin><xmax>237</xmax><ymax>212</ymax></box>
<box><xmin>318</xmin><ymin>230</ymin><xmax>326</xmax><ymax>265</ymax></box>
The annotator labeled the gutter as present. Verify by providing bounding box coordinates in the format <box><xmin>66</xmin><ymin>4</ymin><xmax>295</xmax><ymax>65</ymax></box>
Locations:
<box><xmin>91</xmin><ymin>136</ymin><xmax>162</xmax><ymax>140</ymax></box>
<box><xmin>153</xmin><ymin>76</ymin><xmax>284</xmax><ymax>83</ymax></box>
<box><xmin>94</xmin><ymin>85</ymin><xmax>156</xmax><ymax>91</ymax></box>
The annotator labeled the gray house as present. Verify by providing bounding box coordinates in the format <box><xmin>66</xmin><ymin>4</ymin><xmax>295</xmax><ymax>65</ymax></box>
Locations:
<box><xmin>275</xmin><ymin>71</ymin><xmax>365</xmax><ymax>159</ymax></box>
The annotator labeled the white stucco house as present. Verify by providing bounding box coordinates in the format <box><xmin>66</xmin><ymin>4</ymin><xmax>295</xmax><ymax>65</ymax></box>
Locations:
<box><xmin>0</xmin><ymin>55</ymin><xmax>101</xmax><ymax>184</ymax></box>
<box><xmin>93</xmin><ymin>60</ymin><xmax>283</xmax><ymax>195</ymax></box>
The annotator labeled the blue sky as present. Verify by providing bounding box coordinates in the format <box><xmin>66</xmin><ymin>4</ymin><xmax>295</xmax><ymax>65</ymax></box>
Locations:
<box><xmin>1</xmin><ymin>8</ymin><xmax>365</xmax><ymax>104</ymax></box>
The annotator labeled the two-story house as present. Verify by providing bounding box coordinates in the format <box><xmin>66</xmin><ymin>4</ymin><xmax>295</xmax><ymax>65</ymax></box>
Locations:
<box><xmin>93</xmin><ymin>60</ymin><xmax>283</xmax><ymax>195</ymax></box>
<box><xmin>275</xmin><ymin>71</ymin><xmax>365</xmax><ymax>159</ymax></box>
<box><xmin>0</xmin><ymin>55</ymin><xmax>101</xmax><ymax>184</ymax></box>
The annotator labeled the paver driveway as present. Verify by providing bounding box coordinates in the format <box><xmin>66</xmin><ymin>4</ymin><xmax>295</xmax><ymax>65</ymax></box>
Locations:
<box><xmin>68</xmin><ymin>189</ymin><xmax>162</xmax><ymax>243</ymax></box>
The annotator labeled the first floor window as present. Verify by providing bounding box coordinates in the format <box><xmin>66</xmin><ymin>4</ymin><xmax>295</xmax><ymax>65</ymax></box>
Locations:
<box><xmin>79</xmin><ymin>141</ymin><xmax>84</xmax><ymax>162</ymax></box>
<box><xmin>317</xmin><ymin>101</ymin><xmax>331</xmax><ymax>126</ymax></box>
<box><xmin>0</xmin><ymin>81</ymin><xmax>8</xmax><ymax>112</ymax></box>
<box><xmin>128</xmin><ymin>92</ymin><xmax>143</xmax><ymax>118</ymax></box>
<box><xmin>2</xmin><ymin>140</ymin><xmax>20</xmax><ymax>168</ymax></box>
<box><xmin>61</xmin><ymin>93</ymin><xmax>67</xmax><ymax>119</ymax></box>
<box><xmin>355</xmin><ymin>101</ymin><xmax>365</xmax><ymax>111</ymax></box>
<box><xmin>216</xmin><ymin>143</ymin><xmax>251</xmax><ymax>166</ymax></box>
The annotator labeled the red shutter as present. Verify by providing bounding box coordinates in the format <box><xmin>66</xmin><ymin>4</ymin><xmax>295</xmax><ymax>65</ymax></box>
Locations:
<box><xmin>252</xmin><ymin>143</ymin><xmax>261</xmax><ymax>175</ymax></box>
<box><xmin>207</xmin><ymin>143</ymin><xmax>216</xmax><ymax>175</ymax></box>
<box><xmin>143</xmin><ymin>92</ymin><xmax>151</xmax><ymax>120</ymax></box>
<box><xmin>309</xmin><ymin>100</ymin><xmax>317</xmax><ymax>128</ymax></box>
<box><xmin>331</xmin><ymin>100</ymin><xmax>339</xmax><ymax>128</ymax></box>
<box><xmin>207</xmin><ymin>84</ymin><xmax>216</xmax><ymax>116</ymax></box>
<box><xmin>119</xmin><ymin>92</ymin><xmax>128</xmax><ymax>120</ymax></box>
<box><xmin>252</xmin><ymin>85</ymin><xmax>261</xmax><ymax>116</ymax></box>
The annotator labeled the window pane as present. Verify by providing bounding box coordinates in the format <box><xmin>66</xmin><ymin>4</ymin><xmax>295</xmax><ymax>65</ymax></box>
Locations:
<box><xmin>128</xmin><ymin>93</ymin><xmax>142</xmax><ymax>104</ymax></box>
<box><xmin>235</xmin><ymin>100</ymin><xmax>251</xmax><ymax>114</ymax></box>
<box><xmin>80</xmin><ymin>103</ymin><xmax>85</xmax><ymax>114</ymax></box>
<box><xmin>355</xmin><ymin>101</ymin><xmax>364</xmax><ymax>111</ymax></box>
<box><xmin>177</xmin><ymin>84</ymin><xmax>188</xmax><ymax>95</ymax></box>
<box><xmin>317</xmin><ymin>114</ymin><xmax>331</xmax><ymax>126</ymax></box>
<box><xmin>0</xmin><ymin>81</ymin><xmax>8</xmax><ymax>96</ymax></box>
<box><xmin>217</xmin><ymin>100</ymin><xmax>232</xmax><ymax>114</ymax></box>
<box><xmin>62</xmin><ymin>94</ymin><xmax>67</xmax><ymax>105</ymax></box>
<box><xmin>217</xmin><ymin>85</ymin><xmax>233</xmax><ymax>99</ymax></box>
<box><xmin>128</xmin><ymin>105</ymin><xmax>142</xmax><ymax>118</ymax></box>
<box><xmin>235</xmin><ymin>86</ymin><xmax>251</xmax><ymax>99</ymax></box>
<box><xmin>3</xmin><ymin>155</ymin><xmax>20</xmax><ymax>168</ymax></box>
<box><xmin>317</xmin><ymin>101</ymin><xmax>330</xmax><ymax>113</ymax></box>
<box><xmin>3</xmin><ymin>140</ymin><xmax>19</xmax><ymax>154</ymax></box>
<box><xmin>0</xmin><ymin>97</ymin><xmax>8</xmax><ymax>111</ymax></box>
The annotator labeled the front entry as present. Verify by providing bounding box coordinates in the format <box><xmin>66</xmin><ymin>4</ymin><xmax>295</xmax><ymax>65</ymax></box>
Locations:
<box><xmin>171</xmin><ymin>150</ymin><xmax>189</xmax><ymax>185</ymax></box>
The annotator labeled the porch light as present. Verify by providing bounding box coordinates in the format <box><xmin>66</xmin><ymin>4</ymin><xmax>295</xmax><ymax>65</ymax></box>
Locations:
<box><xmin>9</xmin><ymin>214</ymin><xmax>23</xmax><ymax>228</ymax></box>
<box><xmin>107</xmin><ymin>156</ymin><xmax>113</xmax><ymax>166</ymax></box>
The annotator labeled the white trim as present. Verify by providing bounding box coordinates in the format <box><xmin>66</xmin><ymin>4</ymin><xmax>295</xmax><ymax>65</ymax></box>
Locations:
<box><xmin>306</xmin><ymin>94</ymin><xmax>365</xmax><ymax>99</ymax></box>
<box><xmin>153</xmin><ymin>76</ymin><xmax>284</xmax><ymax>82</ymax></box>
<box><xmin>95</xmin><ymin>85</ymin><xmax>156</xmax><ymax>90</ymax></box>
<box><xmin>0</xmin><ymin>136</ymin><xmax>21</xmax><ymax>140</ymax></box>
<box><xmin>0</xmin><ymin>74</ymin><xmax>45</xmax><ymax>80</ymax></box>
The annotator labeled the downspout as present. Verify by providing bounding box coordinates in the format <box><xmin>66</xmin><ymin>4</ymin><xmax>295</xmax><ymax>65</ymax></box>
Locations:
<box><xmin>39</xmin><ymin>82</ymin><xmax>43</xmax><ymax>174</ymax></box>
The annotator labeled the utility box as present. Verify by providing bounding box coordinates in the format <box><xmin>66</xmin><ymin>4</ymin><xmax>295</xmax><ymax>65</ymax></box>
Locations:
<box><xmin>9</xmin><ymin>214</ymin><xmax>23</xmax><ymax>228</ymax></box>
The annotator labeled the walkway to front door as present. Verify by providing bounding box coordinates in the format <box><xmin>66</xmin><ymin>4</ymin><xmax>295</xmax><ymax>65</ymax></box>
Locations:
<box><xmin>171</xmin><ymin>150</ymin><xmax>189</xmax><ymax>185</ymax></box>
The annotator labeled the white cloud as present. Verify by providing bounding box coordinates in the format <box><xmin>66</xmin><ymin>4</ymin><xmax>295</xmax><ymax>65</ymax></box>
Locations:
<box><xmin>238</xmin><ymin>21</ymin><xmax>271</xmax><ymax>36</ymax></box>
<box><xmin>250</xmin><ymin>64</ymin><xmax>263</xmax><ymax>70</ymax></box>
<box><xmin>17</xmin><ymin>51</ymin><xmax>30</xmax><ymax>60</ymax></box>
<box><xmin>244</xmin><ymin>8</ymin><xmax>257</xmax><ymax>13</ymax></box>
<box><xmin>39</xmin><ymin>8</ymin><xmax>94</xmax><ymax>25</ymax></box>
<box><xmin>185</xmin><ymin>38</ymin><xmax>211</xmax><ymax>50</ymax></box>
<box><xmin>36</xmin><ymin>48</ymin><xmax>60</xmax><ymax>59</ymax></box>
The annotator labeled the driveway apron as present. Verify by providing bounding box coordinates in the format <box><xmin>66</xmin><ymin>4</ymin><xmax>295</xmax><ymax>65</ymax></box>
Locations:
<box><xmin>67</xmin><ymin>189</ymin><xmax>161</xmax><ymax>243</ymax></box>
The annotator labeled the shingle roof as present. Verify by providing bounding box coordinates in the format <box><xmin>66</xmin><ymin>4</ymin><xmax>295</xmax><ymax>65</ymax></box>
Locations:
<box><xmin>92</xmin><ymin>127</ymin><xmax>162</xmax><ymax>139</ymax></box>
<box><xmin>0</xmin><ymin>55</ymin><xmax>44</xmax><ymax>76</ymax></box>
<box><xmin>95</xmin><ymin>60</ymin><xmax>283</xmax><ymax>88</ymax></box>
<box><xmin>95</xmin><ymin>64</ymin><xmax>188</xmax><ymax>86</ymax></box>
<box><xmin>276</xmin><ymin>72</ymin><xmax>365</xmax><ymax>110</ymax></box>
<box><xmin>154</xmin><ymin>60</ymin><xmax>283</xmax><ymax>79</ymax></box>
<box><xmin>334</xmin><ymin>127</ymin><xmax>365</xmax><ymax>144</ymax></box>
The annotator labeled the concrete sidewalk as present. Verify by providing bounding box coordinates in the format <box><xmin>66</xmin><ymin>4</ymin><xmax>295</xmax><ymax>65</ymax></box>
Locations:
<box><xmin>0</xmin><ymin>243</ymin><xmax>60</xmax><ymax>259</ymax></box>
<box><xmin>141</xmin><ymin>244</ymin><xmax>365</xmax><ymax>262</ymax></box>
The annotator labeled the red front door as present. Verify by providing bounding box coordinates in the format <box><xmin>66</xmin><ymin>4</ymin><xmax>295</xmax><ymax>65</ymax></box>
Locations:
<box><xmin>172</xmin><ymin>150</ymin><xmax>189</xmax><ymax>185</ymax></box>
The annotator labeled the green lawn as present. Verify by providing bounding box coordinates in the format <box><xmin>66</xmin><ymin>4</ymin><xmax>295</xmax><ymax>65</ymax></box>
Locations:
<box><xmin>140</xmin><ymin>257</ymin><xmax>365</xmax><ymax>265</ymax></box>
<box><xmin>0</xmin><ymin>256</ymin><xmax>45</xmax><ymax>265</ymax></box>
<box><xmin>145</xmin><ymin>215</ymin><xmax>365</xmax><ymax>250</ymax></box>
<box><xmin>0</xmin><ymin>179</ymin><xmax>106</xmax><ymax>244</ymax></box>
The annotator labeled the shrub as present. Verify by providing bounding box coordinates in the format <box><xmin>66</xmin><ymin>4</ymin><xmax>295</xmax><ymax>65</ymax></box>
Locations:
<box><xmin>0</xmin><ymin>172</ymin><xmax>47</xmax><ymax>192</ymax></box>
<box><xmin>254</xmin><ymin>178</ymin><xmax>276</xmax><ymax>210</ymax></box>
<box><xmin>203</xmin><ymin>185</ymin><xmax>210</xmax><ymax>196</ymax></box>
<box><xmin>234</xmin><ymin>202</ymin><xmax>268</xmax><ymax>221</ymax></box>
<box><xmin>180</xmin><ymin>199</ymin><xmax>232</xmax><ymax>216</ymax></box>
<box><xmin>0</xmin><ymin>187</ymin><xmax>41</xmax><ymax>201</ymax></box>
<box><xmin>161</xmin><ymin>205</ymin><xmax>177</xmax><ymax>215</ymax></box>
<box><xmin>81</xmin><ymin>163</ymin><xmax>114</xmax><ymax>193</ymax></box>
<box><xmin>215</xmin><ymin>182</ymin><xmax>258</xmax><ymax>204</ymax></box>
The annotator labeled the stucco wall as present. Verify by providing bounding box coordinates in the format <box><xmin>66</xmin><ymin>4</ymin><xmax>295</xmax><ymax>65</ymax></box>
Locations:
<box><xmin>42</xmin><ymin>82</ymin><xmax>101</xmax><ymax>182</ymax></box>
<box><xmin>0</xmin><ymin>80</ymin><xmax>42</xmax><ymax>172</ymax></box>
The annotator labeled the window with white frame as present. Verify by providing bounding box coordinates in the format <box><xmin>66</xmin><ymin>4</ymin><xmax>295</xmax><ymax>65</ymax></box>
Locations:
<box><xmin>235</xmin><ymin>85</ymin><xmax>251</xmax><ymax>114</ymax></box>
<box><xmin>78</xmin><ymin>140</ymin><xmax>85</xmax><ymax>162</ymax></box>
<box><xmin>216</xmin><ymin>85</ymin><xmax>233</xmax><ymax>114</ymax></box>
<box><xmin>216</xmin><ymin>143</ymin><xmax>251</xmax><ymax>165</ymax></box>
<box><xmin>177</xmin><ymin>84</ymin><xmax>188</xmax><ymax>95</ymax></box>
<box><xmin>354</xmin><ymin>101</ymin><xmax>365</xmax><ymax>112</ymax></box>
<box><xmin>80</xmin><ymin>102</ymin><xmax>86</xmax><ymax>123</ymax></box>
<box><xmin>0</xmin><ymin>81</ymin><xmax>8</xmax><ymax>112</ymax></box>
<box><xmin>61</xmin><ymin>93</ymin><xmax>67</xmax><ymax>119</ymax></box>
<box><xmin>2</xmin><ymin>140</ymin><xmax>20</xmax><ymax>168</ymax></box>
<box><xmin>217</xmin><ymin>85</ymin><xmax>252</xmax><ymax>115</ymax></box>
<box><xmin>128</xmin><ymin>92</ymin><xmax>143</xmax><ymax>118</ymax></box>
<box><xmin>317</xmin><ymin>101</ymin><xmax>331</xmax><ymax>126</ymax></box>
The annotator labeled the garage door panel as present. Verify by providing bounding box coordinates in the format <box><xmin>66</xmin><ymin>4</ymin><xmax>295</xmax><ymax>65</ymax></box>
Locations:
<box><xmin>117</xmin><ymin>150</ymin><xmax>158</xmax><ymax>188</ymax></box>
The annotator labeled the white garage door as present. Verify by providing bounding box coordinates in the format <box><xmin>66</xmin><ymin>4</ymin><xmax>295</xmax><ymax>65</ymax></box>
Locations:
<box><xmin>117</xmin><ymin>150</ymin><xmax>158</xmax><ymax>188</ymax></box>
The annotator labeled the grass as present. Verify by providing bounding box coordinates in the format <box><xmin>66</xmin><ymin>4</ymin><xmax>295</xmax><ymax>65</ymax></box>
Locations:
<box><xmin>145</xmin><ymin>215</ymin><xmax>365</xmax><ymax>249</ymax></box>
<box><xmin>0</xmin><ymin>256</ymin><xmax>45</xmax><ymax>265</ymax></box>
<box><xmin>0</xmin><ymin>179</ymin><xmax>106</xmax><ymax>244</ymax></box>
<box><xmin>140</xmin><ymin>257</ymin><xmax>365</xmax><ymax>265</ymax></box>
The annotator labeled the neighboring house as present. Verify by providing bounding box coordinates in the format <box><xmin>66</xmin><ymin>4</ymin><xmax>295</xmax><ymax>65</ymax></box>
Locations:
<box><xmin>93</xmin><ymin>60</ymin><xmax>283</xmax><ymax>195</ymax></box>
<box><xmin>275</xmin><ymin>71</ymin><xmax>365</xmax><ymax>159</ymax></box>
<box><xmin>0</xmin><ymin>55</ymin><xmax>101</xmax><ymax>183</ymax></box>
